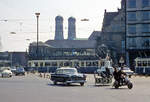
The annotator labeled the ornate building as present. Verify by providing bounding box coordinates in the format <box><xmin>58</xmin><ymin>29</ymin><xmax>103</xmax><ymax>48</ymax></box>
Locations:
<box><xmin>100</xmin><ymin>0</ymin><xmax>125</xmax><ymax>64</ymax></box>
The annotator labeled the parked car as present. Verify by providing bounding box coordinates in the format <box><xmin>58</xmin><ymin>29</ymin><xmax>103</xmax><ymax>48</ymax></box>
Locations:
<box><xmin>15</xmin><ymin>67</ymin><xmax>25</xmax><ymax>76</ymax></box>
<box><xmin>51</xmin><ymin>67</ymin><xmax>86</xmax><ymax>86</ymax></box>
<box><xmin>11</xmin><ymin>67</ymin><xmax>17</xmax><ymax>74</ymax></box>
<box><xmin>1</xmin><ymin>69</ymin><xmax>13</xmax><ymax>78</ymax></box>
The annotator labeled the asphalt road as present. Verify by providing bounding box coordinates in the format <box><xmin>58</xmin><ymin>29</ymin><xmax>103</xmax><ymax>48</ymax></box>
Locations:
<box><xmin>0</xmin><ymin>74</ymin><xmax>150</xmax><ymax>102</ymax></box>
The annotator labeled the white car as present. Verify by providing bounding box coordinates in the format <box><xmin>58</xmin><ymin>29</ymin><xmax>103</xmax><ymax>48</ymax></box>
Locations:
<box><xmin>1</xmin><ymin>69</ymin><xmax>13</xmax><ymax>78</ymax></box>
<box><xmin>118</xmin><ymin>67</ymin><xmax>134</xmax><ymax>78</ymax></box>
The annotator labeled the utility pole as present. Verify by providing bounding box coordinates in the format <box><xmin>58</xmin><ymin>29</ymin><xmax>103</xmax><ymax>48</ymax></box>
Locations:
<box><xmin>35</xmin><ymin>13</ymin><xmax>40</xmax><ymax>60</ymax></box>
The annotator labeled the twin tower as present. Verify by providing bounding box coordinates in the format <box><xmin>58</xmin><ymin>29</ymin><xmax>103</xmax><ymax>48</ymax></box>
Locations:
<box><xmin>55</xmin><ymin>16</ymin><xmax>76</xmax><ymax>40</ymax></box>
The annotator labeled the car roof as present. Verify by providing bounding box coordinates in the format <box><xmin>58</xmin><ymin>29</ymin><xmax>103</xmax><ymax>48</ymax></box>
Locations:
<box><xmin>57</xmin><ymin>67</ymin><xmax>76</xmax><ymax>70</ymax></box>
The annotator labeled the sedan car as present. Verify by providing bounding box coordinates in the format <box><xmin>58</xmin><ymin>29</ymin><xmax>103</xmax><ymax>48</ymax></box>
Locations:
<box><xmin>15</xmin><ymin>67</ymin><xmax>25</xmax><ymax>76</ymax></box>
<box><xmin>1</xmin><ymin>69</ymin><xmax>13</xmax><ymax>78</ymax></box>
<box><xmin>51</xmin><ymin>67</ymin><xmax>86</xmax><ymax>86</ymax></box>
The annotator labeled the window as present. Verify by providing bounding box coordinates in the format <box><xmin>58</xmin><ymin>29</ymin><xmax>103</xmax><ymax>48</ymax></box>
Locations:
<box><xmin>142</xmin><ymin>11</ymin><xmax>150</xmax><ymax>20</ymax></box>
<box><xmin>45</xmin><ymin>62</ymin><xmax>51</xmax><ymax>66</ymax></box>
<box><xmin>81</xmin><ymin>62</ymin><xmax>84</xmax><ymax>67</ymax></box>
<box><xmin>128</xmin><ymin>25</ymin><xmax>136</xmax><ymax>34</ymax></box>
<box><xmin>86</xmin><ymin>62</ymin><xmax>92</xmax><ymax>66</ymax></box>
<box><xmin>52</xmin><ymin>62</ymin><xmax>57</xmax><ymax>66</ymax></box>
<box><xmin>142</xmin><ymin>24</ymin><xmax>149</xmax><ymax>33</ymax></box>
<box><xmin>142</xmin><ymin>38</ymin><xmax>150</xmax><ymax>47</ymax></box>
<box><xmin>40</xmin><ymin>62</ymin><xmax>43</xmax><ymax>67</ymax></box>
<box><xmin>34</xmin><ymin>62</ymin><xmax>38</xmax><ymax>67</ymax></box>
<box><xmin>128</xmin><ymin>0</ymin><xmax>136</xmax><ymax>8</ymax></box>
<box><xmin>128</xmin><ymin>12</ymin><xmax>136</xmax><ymax>21</ymax></box>
<box><xmin>143</xmin><ymin>0</ymin><xmax>149</xmax><ymax>7</ymax></box>
<box><xmin>127</xmin><ymin>38</ymin><xmax>136</xmax><ymax>48</ymax></box>
<box><xmin>137</xmin><ymin>61</ymin><xmax>142</xmax><ymax>67</ymax></box>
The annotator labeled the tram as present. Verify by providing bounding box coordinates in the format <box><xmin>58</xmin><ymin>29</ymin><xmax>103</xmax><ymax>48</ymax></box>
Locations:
<box><xmin>135</xmin><ymin>58</ymin><xmax>150</xmax><ymax>75</ymax></box>
<box><xmin>28</xmin><ymin>59</ymin><xmax>104</xmax><ymax>73</ymax></box>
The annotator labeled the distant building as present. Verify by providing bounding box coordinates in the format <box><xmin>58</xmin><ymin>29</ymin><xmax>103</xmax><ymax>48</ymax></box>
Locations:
<box><xmin>55</xmin><ymin>16</ymin><xmax>64</xmax><ymax>40</ymax></box>
<box><xmin>29</xmin><ymin>40</ymin><xmax>97</xmax><ymax>60</ymax></box>
<box><xmin>0</xmin><ymin>52</ymin><xmax>27</xmax><ymax>68</ymax></box>
<box><xmin>10</xmin><ymin>52</ymin><xmax>27</xmax><ymax>67</ymax></box>
<box><xmin>68</xmin><ymin>17</ymin><xmax>76</xmax><ymax>40</ymax></box>
<box><xmin>126</xmin><ymin>0</ymin><xmax>150</xmax><ymax>68</ymax></box>
<box><xmin>0</xmin><ymin>52</ymin><xmax>10</xmax><ymax>68</ymax></box>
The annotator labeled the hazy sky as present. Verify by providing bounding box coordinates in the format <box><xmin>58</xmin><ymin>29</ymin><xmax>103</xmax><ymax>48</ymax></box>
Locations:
<box><xmin>0</xmin><ymin>0</ymin><xmax>121</xmax><ymax>51</ymax></box>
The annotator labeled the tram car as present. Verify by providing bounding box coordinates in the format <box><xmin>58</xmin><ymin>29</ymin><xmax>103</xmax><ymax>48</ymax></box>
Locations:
<box><xmin>27</xmin><ymin>59</ymin><xmax>101</xmax><ymax>73</ymax></box>
<box><xmin>135</xmin><ymin>58</ymin><xmax>150</xmax><ymax>75</ymax></box>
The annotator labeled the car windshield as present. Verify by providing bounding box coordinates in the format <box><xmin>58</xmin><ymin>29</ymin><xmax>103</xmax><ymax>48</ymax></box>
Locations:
<box><xmin>56</xmin><ymin>69</ymin><xmax>77</xmax><ymax>74</ymax></box>
<box><xmin>123</xmin><ymin>67</ymin><xmax>130</xmax><ymax>70</ymax></box>
<box><xmin>17</xmin><ymin>68</ymin><xmax>24</xmax><ymax>71</ymax></box>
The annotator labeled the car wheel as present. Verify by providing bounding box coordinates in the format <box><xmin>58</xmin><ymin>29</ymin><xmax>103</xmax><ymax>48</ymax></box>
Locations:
<box><xmin>127</xmin><ymin>82</ymin><xmax>133</xmax><ymax>89</ymax></box>
<box><xmin>114</xmin><ymin>81</ymin><xmax>119</xmax><ymax>89</ymax></box>
<box><xmin>129</xmin><ymin>75</ymin><xmax>131</xmax><ymax>78</ymax></box>
<box><xmin>80</xmin><ymin>82</ymin><xmax>84</xmax><ymax>86</ymax></box>
<box><xmin>66</xmin><ymin>83</ymin><xmax>71</xmax><ymax>86</ymax></box>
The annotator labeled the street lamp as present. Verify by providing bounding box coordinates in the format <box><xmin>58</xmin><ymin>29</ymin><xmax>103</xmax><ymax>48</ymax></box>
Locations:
<box><xmin>35</xmin><ymin>13</ymin><xmax>40</xmax><ymax>59</ymax></box>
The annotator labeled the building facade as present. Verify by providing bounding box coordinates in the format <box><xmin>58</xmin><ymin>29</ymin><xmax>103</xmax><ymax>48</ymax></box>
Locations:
<box><xmin>126</xmin><ymin>0</ymin><xmax>150</xmax><ymax>68</ymax></box>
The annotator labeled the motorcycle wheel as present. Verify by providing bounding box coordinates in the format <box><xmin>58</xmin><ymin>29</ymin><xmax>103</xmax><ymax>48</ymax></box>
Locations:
<box><xmin>127</xmin><ymin>82</ymin><xmax>133</xmax><ymax>89</ymax></box>
<box><xmin>114</xmin><ymin>81</ymin><xmax>119</xmax><ymax>89</ymax></box>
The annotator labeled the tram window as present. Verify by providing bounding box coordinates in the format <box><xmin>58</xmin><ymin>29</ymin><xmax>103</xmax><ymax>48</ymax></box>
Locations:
<box><xmin>64</xmin><ymin>62</ymin><xmax>70</xmax><ymax>66</ymax></box>
<box><xmin>93</xmin><ymin>62</ymin><xmax>98</xmax><ymax>66</ymax></box>
<box><xmin>70</xmin><ymin>62</ymin><xmax>72</xmax><ymax>67</ymax></box>
<box><xmin>45</xmin><ymin>62</ymin><xmax>51</xmax><ymax>67</ymax></box>
<box><xmin>59</xmin><ymin>62</ymin><xmax>63</xmax><ymax>67</ymax></box>
<box><xmin>28</xmin><ymin>62</ymin><xmax>31</xmax><ymax>67</ymax></box>
<box><xmin>40</xmin><ymin>62</ymin><xmax>43</xmax><ymax>67</ymax></box>
<box><xmin>52</xmin><ymin>62</ymin><xmax>57</xmax><ymax>67</ymax></box>
<box><xmin>137</xmin><ymin>61</ymin><xmax>142</xmax><ymax>66</ymax></box>
<box><xmin>81</xmin><ymin>62</ymin><xmax>84</xmax><ymax>67</ymax></box>
<box><xmin>86</xmin><ymin>62</ymin><xmax>92</xmax><ymax>66</ymax></box>
<box><xmin>143</xmin><ymin>61</ymin><xmax>147</xmax><ymax>66</ymax></box>
<box><xmin>148</xmin><ymin>61</ymin><xmax>150</xmax><ymax>66</ymax></box>
<box><xmin>34</xmin><ymin>62</ymin><xmax>38</xmax><ymax>67</ymax></box>
<box><xmin>74</xmin><ymin>62</ymin><xmax>79</xmax><ymax>67</ymax></box>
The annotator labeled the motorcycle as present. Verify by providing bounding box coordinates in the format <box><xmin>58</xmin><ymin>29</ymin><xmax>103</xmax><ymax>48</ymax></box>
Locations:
<box><xmin>94</xmin><ymin>70</ymin><xmax>113</xmax><ymax>85</ymax></box>
<box><xmin>113</xmin><ymin>75</ymin><xmax>133</xmax><ymax>89</ymax></box>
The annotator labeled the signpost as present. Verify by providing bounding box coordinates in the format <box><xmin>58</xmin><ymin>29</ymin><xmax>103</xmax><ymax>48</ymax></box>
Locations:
<box><xmin>119</xmin><ymin>57</ymin><xmax>124</xmax><ymax>67</ymax></box>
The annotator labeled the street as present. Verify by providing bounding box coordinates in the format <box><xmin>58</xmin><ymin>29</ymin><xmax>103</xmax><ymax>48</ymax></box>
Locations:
<box><xmin>0</xmin><ymin>74</ymin><xmax>150</xmax><ymax>102</ymax></box>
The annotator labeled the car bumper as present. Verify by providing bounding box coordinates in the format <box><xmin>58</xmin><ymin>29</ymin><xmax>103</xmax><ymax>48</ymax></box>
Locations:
<box><xmin>66</xmin><ymin>80</ymin><xmax>86</xmax><ymax>83</ymax></box>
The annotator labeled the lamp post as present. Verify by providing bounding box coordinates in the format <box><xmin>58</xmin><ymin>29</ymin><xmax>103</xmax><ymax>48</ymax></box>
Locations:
<box><xmin>35</xmin><ymin>13</ymin><xmax>40</xmax><ymax>60</ymax></box>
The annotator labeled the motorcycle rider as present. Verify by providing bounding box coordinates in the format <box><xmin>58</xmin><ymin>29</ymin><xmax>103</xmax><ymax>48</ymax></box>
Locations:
<box><xmin>113</xmin><ymin>67</ymin><xmax>120</xmax><ymax>83</ymax></box>
<box><xmin>118</xmin><ymin>66</ymin><xmax>127</xmax><ymax>85</ymax></box>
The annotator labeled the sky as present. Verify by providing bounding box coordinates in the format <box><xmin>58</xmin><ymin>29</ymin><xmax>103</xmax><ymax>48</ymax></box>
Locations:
<box><xmin>0</xmin><ymin>0</ymin><xmax>121</xmax><ymax>52</ymax></box>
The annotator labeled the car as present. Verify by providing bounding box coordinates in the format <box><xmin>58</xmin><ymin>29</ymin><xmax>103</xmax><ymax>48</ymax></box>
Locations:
<box><xmin>51</xmin><ymin>67</ymin><xmax>86</xmax><ymax>86</ymax></box>
<box><xmin>15</xmin><ymin>67</ymin><xmax>25</xmax><ymax>76</ymax></box>
<box><xmin>1</xmin><ymin>69</ymin><xmax>13</xmax><ymax>78</ymax></box>
<box><xmin>118</xmin><ymin>66</ymin><xmax>134</xmax><ymax>78</ymax></box>
<box><xmin>11</xmin><ymin>67</ymin><xmax>17</xmax><ymax>74</ymax></box>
